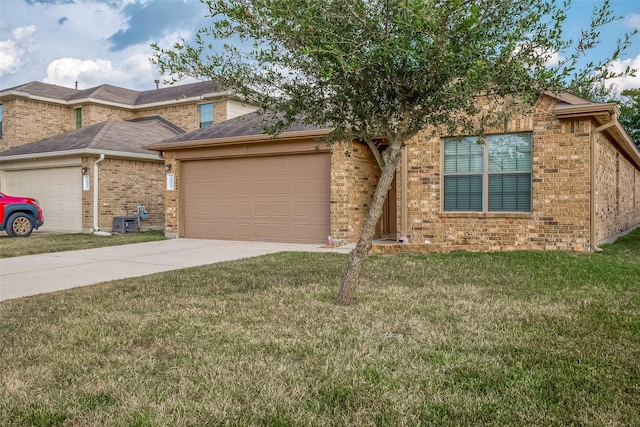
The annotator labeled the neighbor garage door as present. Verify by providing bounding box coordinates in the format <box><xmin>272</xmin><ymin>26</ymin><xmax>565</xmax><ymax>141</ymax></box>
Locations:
<box><xmin>182</xmin><ymin>153</ymin><xmax>330</xmax><ymax>243</ymax></box>
<box><xmin>4</xmin><ymin>167</ymin><xmax>82</xmax><ymax>232</ymax></box>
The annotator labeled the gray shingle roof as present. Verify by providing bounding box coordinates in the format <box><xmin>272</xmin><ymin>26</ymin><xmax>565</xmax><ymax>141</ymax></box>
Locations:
<box><xmin>1</xmin><ymin>80</ymin><xmax>228</xmax><ymax>106</ymax></box>
<box><xmin>0</xmin><ymin>117</ymin><xmax>182</xmax><ymax>158</ymax></box>
<box><xmin>161</xmin><ymin>111</ymin><xmax>329</xmax><ymax>144</ymax></box>
<box><xmin>136</xmin><ymin>81</ymin><xmax>228</xmax><ymax>105</ymax></box>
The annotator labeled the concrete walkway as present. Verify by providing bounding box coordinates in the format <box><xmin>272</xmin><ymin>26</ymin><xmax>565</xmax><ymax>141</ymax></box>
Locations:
<box><xmin>0</xmin><ymin>239</ymin><xmax>354</xmax><ymax>302</ymax></box>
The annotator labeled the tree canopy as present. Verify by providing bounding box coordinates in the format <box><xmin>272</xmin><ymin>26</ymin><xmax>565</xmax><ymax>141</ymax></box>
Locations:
<box><xmin>618</xmin><ymin>88</ymin><xmax>640</xmax><ymax>148</ymax></box>
<box><xmin>152</xmin><ymin>0</ymin><xmax>637</xmax><ymax>305</ymax></box>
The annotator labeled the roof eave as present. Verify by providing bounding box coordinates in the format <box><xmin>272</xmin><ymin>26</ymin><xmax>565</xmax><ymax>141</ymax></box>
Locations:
<box><xmin>0</xmin><ymin>90</ymin><xmax>236</xmax><ymax>109</ymax></box>
<box><xmin>612</xmin><ymin>122</ymin><xmax>640</xmax><ymax>166</ymax></box>
<box><xmin>552</xmin><ymin>102</ymin><xmax>620</xmax><ymax>119</ymax></box>
<box><xmin>554</xmin><ymin>103</ymin><xmax>640</xmax><ymax>167</ymax></box>
<box><xmin>144</xmin><ymin>128</ymin><xmax>333</xmax><ymax>151</ymax></box>
<box><xmin>130</xmin><ymin>90</ymin><xmax>234</xmax><ymax>109</ymax></box>
<box><xmin>0</xmin><ymin>148</ymin><xmax>163</xmax><ymax>162</ymax></box>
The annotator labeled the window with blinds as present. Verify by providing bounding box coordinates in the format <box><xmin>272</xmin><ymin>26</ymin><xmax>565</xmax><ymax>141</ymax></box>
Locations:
<box><xmin>443</xmin><ymin>133</ymin><xmax>532</xmax><ymax>212</ymax></box>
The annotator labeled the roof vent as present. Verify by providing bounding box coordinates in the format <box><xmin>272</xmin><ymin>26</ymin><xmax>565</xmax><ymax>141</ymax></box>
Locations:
<box><xmin>154</xmin><ymin>79</ymin><xmax>160</xmax><ymax>90</ymax></box>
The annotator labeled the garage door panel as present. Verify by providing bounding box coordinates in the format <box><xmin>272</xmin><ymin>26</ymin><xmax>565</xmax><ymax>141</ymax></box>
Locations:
<box><xmin>293</xmin><ymin>202</ymin><xmax>311</xmax><ymax>217</ymax></box>
<box><xmin>271</xmin><ymin>223</ymin><xmax>289</xmax><ymax>236</ymax></box>
<box><xmin>183</xmin><ymin>153</ymin><xmax>329</xmax><ymax>243</ymax></box>
<box><xmin>5</xmin><ymin>167</ymin><xmax>82</xmax><ymax>232</ymax></box>
<box><xmin>254</xmin><ymin>202</ymin><xmax>269</xmax><ymax>215</ymax></box>
<box><xmin>272</xmin><ymin>202</ymin><xmax>289</xmax><ymax>217</ymax></box>
<box><xmin>235</xmin><ymin>203</ymin><xmax>252</xmax><ymax>216</ymax></box>
<box><xmin>214</xmin><ymin>202</ymin><xmax>230</xmax><ymax>215</ymax></box>
<box><xmin>271</xmin><ymin>180</ymin><xmax>288</xmax><ymax>194</ymax></box>
<box><xmin>232</xmin><ymin>223</ymin><xmax>251</xmax><ymax>239</ymax></box>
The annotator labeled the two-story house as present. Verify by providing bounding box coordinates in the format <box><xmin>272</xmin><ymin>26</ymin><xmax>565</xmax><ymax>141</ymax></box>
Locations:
<box><xmin>0</xmin><ymin>81</ymin><xmax>256</xmax><ymax>233</ymax></box>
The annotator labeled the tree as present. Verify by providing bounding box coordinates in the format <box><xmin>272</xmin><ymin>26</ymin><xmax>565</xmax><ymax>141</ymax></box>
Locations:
<box><xmin>152</xmin><ymin>0</ymin><xmax>636</xmax><ymax>305</ymax></box>
<box><xmin>618</xmin><ymin>88</ymin><xmax>640</xmax><ymax>148</ymax></box>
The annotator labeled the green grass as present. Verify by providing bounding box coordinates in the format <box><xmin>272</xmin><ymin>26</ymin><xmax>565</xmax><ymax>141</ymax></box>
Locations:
<box><xmin>1</xmin><ymin>229</ymin><xmax>639</xmax><ymax>426</ymax></box>
<box><xmin>0</xmin><ymin>231</ymin><xmax>166</xmax><ymax>258</ymax></box>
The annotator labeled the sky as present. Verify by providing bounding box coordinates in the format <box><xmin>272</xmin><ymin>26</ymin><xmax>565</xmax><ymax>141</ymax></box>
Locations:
<box><xmin>0</xmin><ymin>0</ymin><xmax>639</xmax><ymax>93</ymax></box>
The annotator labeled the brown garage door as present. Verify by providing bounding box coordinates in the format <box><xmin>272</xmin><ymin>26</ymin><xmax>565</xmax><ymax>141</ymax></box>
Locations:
<box><xmin>182</xmin><ymin>153</ymin><xmax>330</xmax><ymax>243</ymax></box>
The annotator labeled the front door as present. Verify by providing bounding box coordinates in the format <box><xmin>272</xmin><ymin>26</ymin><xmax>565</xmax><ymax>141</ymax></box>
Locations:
<box><xmin>376</xmin><ymin>174</ymin><xmax>397</xmax><ymax>239</ymax></box>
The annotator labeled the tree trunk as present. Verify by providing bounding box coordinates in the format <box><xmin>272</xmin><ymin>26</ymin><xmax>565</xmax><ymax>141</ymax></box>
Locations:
<box><xmin>336</xmin><ymin>141</ymin><xmax>405</xmax><ymax>306</ymax></box>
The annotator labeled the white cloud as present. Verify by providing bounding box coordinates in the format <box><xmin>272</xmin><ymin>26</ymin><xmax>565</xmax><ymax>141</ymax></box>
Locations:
<box><xmin>626</xmin><ymin>14</ymin><xmax>640</xmax><ymax>30</ymax></box>
<box><xmin>0</xmin><ymin>25</ymin><xmax>36</xmax><ymax>77</ymax></box>
<box><xmin>43</xmin><ymin>58</ymin><xmax>117</xmax><ymax>88</ymax></box>
<box><xmin>42</xmin><ymin>52</ymin><xmax>163</xmax><ymax>90</ymax></box>
<box><xmin>156</xmin><ymin>29</ymin><xmax>193</xmax><ymax>50</ymax></box>
<box><xmin>605</xmin><ymin>54</ymin><xmax>640</xmax><ymax>93</ymax></box>
<box><xmin>545</xmin><ymin>51</ymin><xmax>564</xmax><ymax>67</ymax></box>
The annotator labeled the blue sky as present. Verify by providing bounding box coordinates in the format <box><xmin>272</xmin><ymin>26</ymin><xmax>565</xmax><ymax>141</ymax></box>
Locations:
<box><xmin>1</xmin><ymin>0</ymin><xmax>639</xmax><ymax>92</ymax></box>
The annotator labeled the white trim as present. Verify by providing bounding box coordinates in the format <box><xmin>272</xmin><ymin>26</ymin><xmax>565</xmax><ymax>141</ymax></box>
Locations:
<box><xmin>0</xmin><ymin>90</ymin><xmax>234</xmax><ymax>110</ymax></box>
<box><xmin>93</xmin><ymin>154</ymin><xmax>105</xmax><ymax>231</ymax></box>
<box><xmin>0</xmin><ymin>149</ymin><xmax>162</xmax><ymax>162</ymax></box>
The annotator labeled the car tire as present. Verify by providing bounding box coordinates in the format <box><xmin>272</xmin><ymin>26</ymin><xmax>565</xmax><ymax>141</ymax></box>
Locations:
<box><xmin>6</xmin><ymin>212</ymin><xmax>35</xmax><ymax>237</ymax></box>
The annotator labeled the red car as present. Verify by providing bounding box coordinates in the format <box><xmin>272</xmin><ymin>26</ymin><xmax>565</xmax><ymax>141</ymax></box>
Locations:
<box><xmin>0</xmin><ymin>192</ymin><xmax>44</xmax><ymax>237</ymax></box>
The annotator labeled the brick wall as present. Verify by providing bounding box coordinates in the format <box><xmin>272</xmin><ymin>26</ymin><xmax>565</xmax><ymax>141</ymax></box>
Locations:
<box><xmin>1</xmin><ymin>98</ymin><xmax>75</xmax><ymax>150</ymax></box>
<box><xmin>371</xmin><ymin>95</ymin><xmax>637</xmax><ymax>253</ymax></box>
<box><xmin>81</xmin><ymin>104</ymin><xmax>134</xmax><ymax>125</ymax></box>
<box><xmin>162</xmin><ymin>151</ymin><xmax>179</xmax><ymax>237</ymax></box>
<box><xmin>637</xmin><ymin>168</ymin><xmax>640</xmax><ymax>219</ymax></box>
<box><xmin>1</xmin><ymin>97</ymin><xmax>230</xmax><ymax>152</ymax></box>
<box><xmin>595</xmin><ymin>132</ymin><xmax>640</xmax><ymax>242</ymax></box>
<box><xmin>133</xmin><ymin>104</ymin><xmax>200</xmax><ymax>132</ymax></box>
<box><xmin>81</xmin><ymin>156</ymin><xmax>165</xmax><ymax>231</ymax></box>
<box><xmin>133</xmin><ymin>99</ymin><xmax>229</xmax><ymax>132</ymax></box>
<box><xmin>330</xmin><ymin>140</ymin><xmax>379</xmax><ymax>243</ymax></box>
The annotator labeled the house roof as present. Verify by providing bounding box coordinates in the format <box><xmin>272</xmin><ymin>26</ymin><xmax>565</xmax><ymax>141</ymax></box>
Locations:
<box><xmin>545</xmin><ymin>91</ymin><xmax>596</xmax><ymax>107</ymax></box>
<box><xmin>145</xmin><ymin>112</ymin><xmax>331</xmax><ymax>151</ymax></box>
<box><xmin>546</xmin><ymin>92</ymin><xmax>640</xmax><ymax>168</ymax></box>
<box><xmin>0</xmin><ymin>117</ymin><xmax>182</xmax><ymax>160</ymax></box>
<box><xmin>0</xmin><ymin>80</ymin><xmax>230</xmax><ymax>108</ymax></box>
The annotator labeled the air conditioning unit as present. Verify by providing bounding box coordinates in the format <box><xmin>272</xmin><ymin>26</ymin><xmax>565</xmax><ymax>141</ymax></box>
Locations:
<box><xmin>112</xmin><ymin>216</ymin><xmax>138</xmax><ymax>233</ymax></box>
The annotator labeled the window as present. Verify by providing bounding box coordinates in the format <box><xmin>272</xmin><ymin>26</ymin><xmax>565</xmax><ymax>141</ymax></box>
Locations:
<box><xmin>75</xmin><ymin>108</ymin><xmax>82</xmax><ymax>129</ymax></box>
<box><xmin>199</xmin><ymin>103</ymin><xmax>214</xmax><ymax>128</ymax></box>
<box><xmin>0</xmin><ymin>103</ymin><xmax>3</xmax><ymax>139</ymax></box>
<box><xmin>443</xmin><ymin>132</ymin><xmax>532</xmax><ymax>212</ymax></box>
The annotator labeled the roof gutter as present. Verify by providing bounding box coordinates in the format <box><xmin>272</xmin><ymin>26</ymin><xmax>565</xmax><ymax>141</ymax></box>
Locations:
<box><xmin>589</xmin><ymin>113</ymin><xmax>617</xmax><ymax>253</ymax></box>
<box><xmin>0</xmin><ymin>149</ymin><xmax>162</xmax><ymax>163</ymax></box>
<box><xmin>144</xmin><ymin>128</ymin><xmax>332</xmax><ymax>151</ymax></box>
<box><xmin>552</xmin><ymin>103</ymin><xmax>618</xmax><ymax>118</ymax></box>
<box><xmin>0</xmin><ymin>90</ymin><xmax>234</xmax><ymax>110</ymax></box>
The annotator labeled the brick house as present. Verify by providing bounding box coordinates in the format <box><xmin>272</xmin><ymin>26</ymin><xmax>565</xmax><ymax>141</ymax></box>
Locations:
<box><xmin>145</xmin><ymin>92</ymin><xmax>640</xmax><ymax>252</ymax></box>
<box><xmin>0</xmin><ymin>81</ymin><xmax>257</xmax><ymax>232</ymax></box>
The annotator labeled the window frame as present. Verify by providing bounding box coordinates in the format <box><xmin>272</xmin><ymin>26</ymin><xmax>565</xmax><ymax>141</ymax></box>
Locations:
<box><xmin>199</xmin><ymin>102</ymin><xmax>214</xmax><ymax>128</ymax></box>
<box><xmin>0</xmin><ymin>103</ymin><xmax>3</xmax><ymax>139</ymax></box>
<box><xmin>75</xmin><ymin>108</ymin><xmax>82</xmax><ymax>129</ymax></box>
<box><xmin>441</xmin><ymin>132</ymin><xmax>533</xmax><ymax>213</ymax></box>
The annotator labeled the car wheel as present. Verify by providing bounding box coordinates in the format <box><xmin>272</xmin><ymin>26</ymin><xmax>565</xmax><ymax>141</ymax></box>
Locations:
<box><xmin>6</xmin><ymin>212</ymin><xmax>35</xmax><ymax>237</ymax></box>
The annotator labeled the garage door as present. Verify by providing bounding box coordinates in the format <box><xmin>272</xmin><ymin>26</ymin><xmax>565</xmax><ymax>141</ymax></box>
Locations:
<box><xmin>183</xmin><ymin>153</ymin><xmax>330</xmax><ymax>243</ymax></box>
<box><xmin>4</xmin><ymin>167</ymin><xmax>82</xmax><ymax>232</ymax></box>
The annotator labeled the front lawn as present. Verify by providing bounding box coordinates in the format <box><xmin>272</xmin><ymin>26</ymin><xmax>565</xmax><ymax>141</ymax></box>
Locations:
<box><xmin>0</xmin><ymin>231</ymin><xmax>166</xmax><ymax>258</ymax></box>
<box><xmin>1</xmin><ymin>229</ymin><xmax>639</xmax><ymax>426</ymax></box>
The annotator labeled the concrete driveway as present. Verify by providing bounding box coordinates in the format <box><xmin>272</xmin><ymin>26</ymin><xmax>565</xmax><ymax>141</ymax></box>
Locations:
<box><xmin>0</xmin><ymin>238</ymin><xmax>353</xmax><ymax>302</ymax></box>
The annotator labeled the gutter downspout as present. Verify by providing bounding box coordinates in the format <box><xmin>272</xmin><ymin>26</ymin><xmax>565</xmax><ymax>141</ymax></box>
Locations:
<box><xmin>93</xmin><ymin>154</ymin><xmax>105</xmax><ymax>231</ymax></box>
<box><xmin>590</xmin><ymin>113</ymin><xmax>617</xmax><ymax>253</ymax></box>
